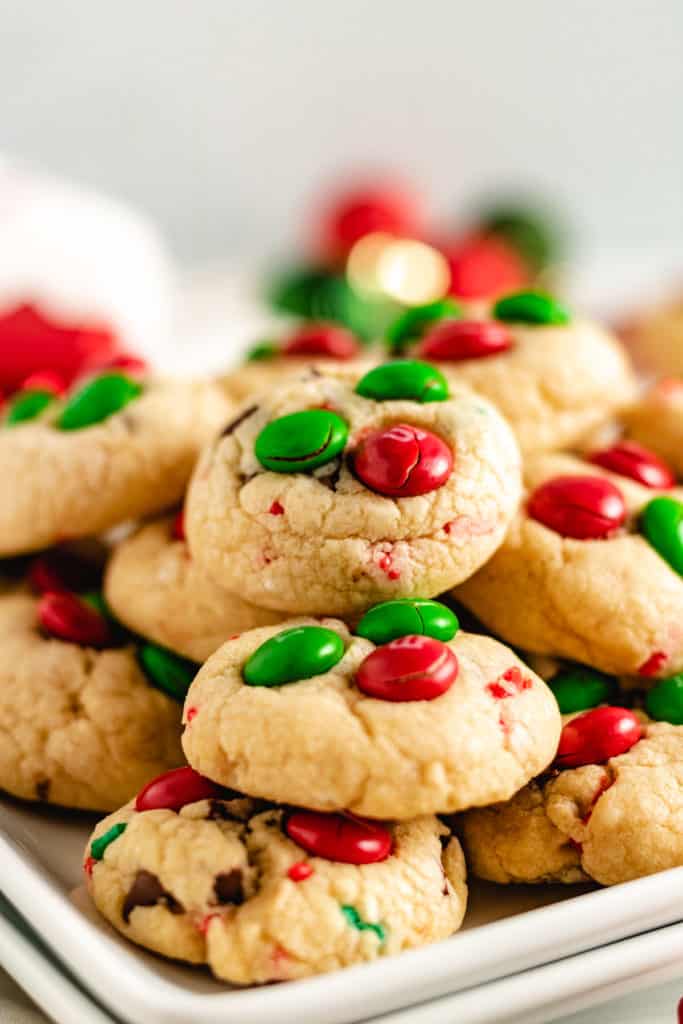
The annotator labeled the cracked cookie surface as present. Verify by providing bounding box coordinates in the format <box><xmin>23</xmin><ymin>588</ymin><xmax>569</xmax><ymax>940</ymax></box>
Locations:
<box><xmin>181</xmin><ymin>620</ymin><xmax>560</xmax><ymax>818</ymax></box>
<box><xmin>185</xmin><ymin>371</ymin><xmax>521</xmax><ymax>616</ymax></box>
<box><xmin>86</xmin><ymin>798</ymin><xmax>467</xmax><ymax>983</ymax></box>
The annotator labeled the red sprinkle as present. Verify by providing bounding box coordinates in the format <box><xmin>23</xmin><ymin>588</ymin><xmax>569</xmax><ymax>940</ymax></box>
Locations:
<box><xmin>589</xmin><ymin>441</ymin><xmax>675</xmax><ymax>490</ymax></box>
<box><xmin>356</xmin><ymin>635</ymin><xmax>458</xmax><ymax>702</ymax></box>
<box><xmin>528</xmin><ymin>475</ymin><xmax>626</xmax><ymax>540</ymax></box>
<box><xmin>378</xmin><ymin>552</ymin><xmax>400</xmax><ymax>580</ymax></box>
<box><xmin>419</xmin><ymin>320</ymin><xmax>513</xmax><ymax>361</ymax></box>
<box><xmin>186</xmin><ymin>706</ymin><xmax>198</xmax><ymax>723</ymax></box>
<box><xmin>83</xmin><ymin>856</ymin><xmax>96</xmax><ymax>877</ymax></box>
<box><xmin>172</xmin><ymin>508</ymin><xmax>185</xmax><ymax>541</ymax></box>
<box><xmin>282</xmin><ymin>323</ymin><xmax>360</xmax><ymax>360</ymax></box>
<box><xmin>638</xmin><ymin>650</ymin><xmax>668</xmax><ymax>677</ymax></box>
<box><xmin>268</xmin><ymin>501</ymin><xmax>285</xmax><ymax>516</ymax></box>
<box><xmin>287</xmin><ymin>861</ymin><xmax>314</xmax><ymax>882</ymax></box>
<box><xmin>285</xmin><ymin>811</ymin><xmax>393</xmax><ymax>864</ymax></box>
<box><xmin>135</xmin><ymin>766</ymin><xmax>223</xmax><ymax>812</ymax></box>
<box><xmin>556</xmin><ymin>707</ymin><xmax>641</xmax><ymax>768</ymax></box>
<box><xmin>353</xmin><ymin>423</ymin><xmax>453</xmax><ymax>498</ymax></box>
<box><xmin>197</xmin><ymin>913</ymin><xmax>221</xmax><ymax>935</ymax></box>
<box><xmin>486</xmin><ymin>666</ymin><xmax>533</xmax><ymax>700</ymax></box>
<box><xmin>20</xmin><ymin>370</ymin><xmax>66</xmax><ymax>395</ymax></box>
<box><xmin>38</xmin><ymin>592</ymin><xmax>111</xmax><ymax>647</ymax></box>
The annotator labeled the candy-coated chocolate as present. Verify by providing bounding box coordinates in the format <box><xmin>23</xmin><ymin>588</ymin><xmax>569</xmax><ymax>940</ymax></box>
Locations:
<box><xmin>640</xmin><ymin>496</ymin><xmax>683</xmax><ymax>576</ymax></box>
<box><xmin>478</xmin><ymin>205</ymin><xmax>558</xmax><ymax>272</ymax></box>
<box><xmin>138</xmin><ymin>643</ymin><xmax>197</xmax><ymax>701</ymax></box>
<box><xmin>98</xmin><ymin>353</ymin><xmax>147</xmax><ymax>378</ymax></box>
<box><xmin>549</xmin><ymin>666</ymin><xmax>616</xmax><ymax>714</ymax></box>
<box><xmin>57</xmin><ymin>372</ymin><xmax>143</xmax><ymax>431</ymax></box>
<box><xmin>172</xmin><ymin>509</ymin><xmax>185</xmax><ymax>541</ymax></box>
<box><xmin>385</xmin><ymin>298</ymin><xmax>462</xmax><ymax>353</ymax></box>
<box><xmin>356</xmin><ymin>635</ymin><xmax>458</xmax><ymax>701</ymax></box>
<box><xmin>20</xmin><ymin>371</ymin><xmax>66</xmax><ymax>395</ymax></box>
<box><xmin>418</xmin><ymin>319</ymin><xmax>513</xmax><ymax>361</ymax></box>
<box><xmin>493</xmin><ymin>290</ymin><xmax>570</xmax><ymax>325</ymax></box>
<box><xmin>255</xmin><ymin>409</ymin><xmax>349</xmax><ymax>473</ymax></box>
<box><xmin>38</xmin><ymin>591</ymin><xmax>112</xmax><ymax>648</ymax></box>
<box><xmin>282</xmin><ymin>323</ymin><xmax>360</xmax><ymax>360</ymax></box>
<box><xmin>90</xmin><ymin>822</ymin><xmax>127</xmax><ymax>860</ymax></box>
<box><xmin>528</xmin><ymin>475</ymin><xmax>626</xmax><ymax>539</ymax></box>
<box><xmin>352</xmin><ymin>423</ymin><xmax>453</xmax><ymax>497</ymax></box>
<box><xmin>5</xmin><ymin>389</ymin><xmax>55</xmax><ymax>426</ymax></box>
<box><xmin>246</xmin><ymin>341</ymin><xmax>278</xmax><ymax>362</ymax></box>
<box><xmin>243</xmin><ymin>625</ymin><xmax>345</xmax><ymax>687</ymax></box>
<box><xmin>589</xmin><ymin>441</ymin><xmax>675</xmax><ymax>490</ymax></box>
<box><xmin>443</xmin><ymin>234</ymin><xmax>528</xmax><ymax>300</ymax></box>
<box><xmin>355</xmin><ymin>360</ymin><xmax>449</xmax><ymax>403</ymax></box>
<box><xmin>135</xmin><ymin>766</ymin><xmax>223</xmax><ymax>812</ymax></box>
<box><xmin>645</xmin><ymin>675</ymin><xmax>683</xmax><ymax>724</ymax></box>
<box><xmin>356</xmin><ymin>598</ymin><xmax>459</xmax><ymax>645</ymax></box>
<box><xmin>285</xmin><ymin>810</ymin><xmax>392</xmax><ymax>864</ymax></box>
<box><xmin>29</xmin><ymin>549</ymin><xmax>102</xmax><ymax>595</ymax></box>
<box><xmin>556</xmin><ymin>707</ymin><xmax>641</xmax><ymax>767</ymax></box>
<box><xmin>317</xmin><ymin>182</ymin><xmax>422</xmax><ymax>263</ymax></box>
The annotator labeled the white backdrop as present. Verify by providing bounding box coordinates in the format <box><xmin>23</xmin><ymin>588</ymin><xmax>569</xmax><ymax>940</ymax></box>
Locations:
<box><xmin>1</xmin><ymin>0</ymin><xmax>681</xmax><ymax>264</ymax></box>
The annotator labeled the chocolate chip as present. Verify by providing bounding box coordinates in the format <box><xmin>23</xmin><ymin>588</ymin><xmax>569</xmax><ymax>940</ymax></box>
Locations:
<box><xmin>213</xmin><ymin>869</ymin><xmax>244</xmax><ymax>905</ymax></box>
<box><xmin>122</xmin><ymin>870</ymin><xmax>184</xmax><ymax>923</ymax></box>
<box><xmin>221</xmin><ymin>405</ymin><xmax>258</xmax><ymax>437</ymax></box>
<box><xmin>35</xmin><ymin>779</ymin><xmax>50</xmax><ymax>801</ymax></box>
<box><xmin>206</xmin><ymin>798</ymin><xmax>243</xmax><ymax>822</ymax></box>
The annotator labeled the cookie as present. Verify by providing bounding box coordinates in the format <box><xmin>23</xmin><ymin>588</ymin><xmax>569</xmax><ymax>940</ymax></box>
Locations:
<box><xmin>104</xmin><ymin>513</ymin><xmax>285</xmax><ymax>662</ymax></box>
<box><xmin>0</xmin><ymin>369</ymin><xmax>230</xmax><ymax>556</ymax></box>
<box><xmin>388</xmin><ymin>290</ymin><xmax>636</xmax><ymax>453</ymax></box>
<box><xmin>186</xmin><ymin>365</ymin><xmax>521</xmax><ymax>616</ymax></box>
<box><xmin>620</xmin><ymin>291</ymin><xmax>683</xmax><ymax>375</ymax></box>
<box><xmin>0</xmin><ymin>583</ymin><xmax>184</xmax><ymax>811</ymax></box>
<box><xmin>85</xmin><ymin>769</ymin><xmax>467</xmax><ymax>982</ymax></box>
<box><xmin>455</xmin><ymin>449</ymin><xmax>683</xmax><ymax>678</ymax></box>
<box><xmin>623</xmin><ymin>379</ymin><xmax>683</xmax><ymax>478</ymax></box>
<box><xmin>181</xmin><ymin>607</ymin><xmax>561</xmax><ymax>818</ymax></box>
<box><xmin>462</xmin><ymin>710</ymin><xmax>683</xmax><ymax>886</ymax></box>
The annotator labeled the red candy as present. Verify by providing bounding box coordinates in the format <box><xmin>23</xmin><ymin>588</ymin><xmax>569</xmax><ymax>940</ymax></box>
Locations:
<box><xmin>20</xmin><ymin>370</ymin><xmax>66</xmax><ymax>396</ymax></box>
<box><xmin>419</xmin><ymin>319</ymin><xmax>513</xmax><ymax>361</ymax></box>
<box><xmin>441</xmin><ymin>234</ymin><xmax>528</xmax><ymax>300</ymax></box>
<box><xmin>38</xmin><ymin>592</ymin><xmax>111</xmax><ymax>647</ymax></box>
<box><xmin>556</xmin><ymin>707</ymin><xmax>642</xmax><ymax>768</ymax></box>
<box><xmin>285</xmin><ymin>811</ymin><xmax>393</xmax><ymax>864</ymax></box>
<box><xmin>0</xmin><ymin>302</ymin><xmax>117</xmax><ymax>393</ymax></box>
<box><xmin>172</xmin><ymin>509</ymin><xmax>185</xmax><ymax>541</ymax></box>
<box><xmin>316</xmin><ymin>181</ymin><xmax>422</xmax><ymax>264</ymax></box>
<box><xmin>135</xmin><ymin>766</ymin><xmax>223</xmax><ymax>812</ymax></box>
<box><xmin>97</xmin><ymin>352</ymin><xmax>147</xmax><ymax>378</ymax></box>
<box><xmin>589</xmin><ymin>441</ymin><xmax>675</xmax><ymax>490</ymax></box>
<box><xmin>356</xmin><ymin>635</ymin><xmax>458</xmax><ymax>702</ymax></box>
<box><xmin>29</xmin><ymin>550</ymin><xmax>101</xmax><ymax>595</ymax></box>
<box><xmin>353</xmin><ymin>423</ymin><xmax>453</xmax><ymax>497</ymax></box>
<box><xmin>528</xmin><ymin>475</ymin><xmax>626</xmax><ymax>540</ymax></box>
<box><xmin>282</xmin><ymin>323</ymin><xmax>360</xmax><ymax>361</ymax></box>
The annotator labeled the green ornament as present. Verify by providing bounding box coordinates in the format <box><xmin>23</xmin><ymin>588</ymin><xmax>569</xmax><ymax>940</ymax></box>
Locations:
<box><xmin>57</xmin><ymin>373</ymin><xmax>143</xmax><ymax>431</ymax></box>
<box><xmin>356</xmin><ymin>599</ymin><xmax>459</xmax><ymax>646</ymax></box>
<box><xmin>90</xmin><ymin>822</ymin><xmax>127</xmax><ymax>860</ymax></box>
<box><xmin>646</xmin><ymin>675</ymin><xmax>683</xmax><ymax>724</ymax></box>
<box><xmin>549</xmin><ymin>666</ymin><xmax>616</xmax><ymax>714</ymax></box>
<box><xmin>255</xmin><ymin>409</ymin><xmax>348</xmax><ymax>473</ymax></box>
<box><xmin>355</xmin><ymin>360</ymin><xmax>449</xmax><ymax>403</ymax></box>
<box><xmin>138</xmin><ymin>643</ymin><xmax>198</xmax><ymax>702</ymax></box>
<box><xmin>493</xmin><ymin>290</ymin><xmax>570</xmax><ymax>326</ymax></box>
<box><xmin>244</xmin><ymin>625</ymin><xmax>344</xmax><ymax>687</ymax></box>
<box><xmin>385</xmin><ymin>298</ymin><xmax>462</xmax><ymax>353</ymax></box>
<box><xmin>641</xmin><ymin>496</ymin><xmax>683</xmax><ymax>576</ymax></box>
<box><xmin>246</xmin><ymin>341</ymin><xmax>278</xmax><ymax>362</ymax></box>
<box><xmin>479</xmin><ymin>203</ymin><xmax>560</xmax><ymax>272</ymax></box>
<box><xmin>5</xmin><ymin>390</ymin><xmax>55</xmax><ymax>426</ymax></box>
<box><xmin>341</xmin><ymin>904</ymin><xmax>386</xmax><ymax>942</ymax></box>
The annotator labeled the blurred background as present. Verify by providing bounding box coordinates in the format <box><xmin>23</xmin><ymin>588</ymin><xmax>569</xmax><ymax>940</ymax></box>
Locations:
<box><xmin>2</xmin><ymin>0</ymin><xmax>682</xmax><ymax>266</ymax></box>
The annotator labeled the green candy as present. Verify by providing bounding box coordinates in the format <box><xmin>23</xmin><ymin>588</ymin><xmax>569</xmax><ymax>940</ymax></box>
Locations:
<box><xmin>493</xmin><ymin>290</ymin><xmax>570</xmax><ymax>326</ymax></box>
<box><xmin>255</xmin><ymin>409</ymin><xmax>348</xmax><ymax>473</ymax></box>
<box><xmin>5</xmin><ymin>390</ymin><xmax>55</xmax><ymax>426</ymax></box>
<box><xmin>341</xmin><ymin>905</ymin><xmax>386</xmax><ymax>942</ymax></box>
<box><xmin>57</xmin><ymin>373</ymin><xmax>143</xmax><ymax>431</ymax></box>
<box><xmin>268</xmin><ymin>266</ymin><xmax>393</xmax><ymax>342</ymax></box>
<box><xmin>356</xmin><ymin>599</ymin><xmax>459</xmax><ymax>646</ymax></box>
<box><xmin>355</xmin><ymin>360</ymin><xmax>449</xmax><ymax>403</ymax></box>
<box><xmin>246</xmin><ymin>341</ymin><xmax>278</xmax><ymax>362</ymax></box>
<box><xmin>385</xmin><ymin>298</ymin><xmax>462</xmax><ymax>353</ymax></box>
<box><xmin>479</xmin><ymin>203</ymin><xmax>560</xmax><ymax>272</ymax></box>
<box><xmin>646</xmin><ymin>675</ymin><xmax>683</xmax><ymax>724</ymax></box>
<box><xmin>138</xmin><ymin>643</ymin><xmax>198</xmax><ymax>702</ymax></box>
<box><xmin>244</xmin><ymin>625</ymin><xmax>344</xmax><ymax>687</ymax></box>
<box><xmin>90</xmin><ymin>822</ymin><xmax>127</xmax><ymax>860</ymax></box>
<box><xmin>641</xmin><ymin>496</ymin><xmax>683</xmax><ymax>576</ymax></box>
<box><xmin>549</xmin><ymin>666</ymin><xmax>616</xmax><ymax>714</ymax></box>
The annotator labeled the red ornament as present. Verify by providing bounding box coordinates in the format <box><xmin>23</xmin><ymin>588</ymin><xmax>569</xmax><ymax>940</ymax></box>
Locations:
<box><xmin>315</xmin><ymin>181</ymin><xmax>423</xmax><ymax>264</ymax></box>
<box><xmin>589</xmin><ymin>441</ymin><xmax>675</xmax><ymax>490</ymax></box>
<box><xmin>282</xmin><ymin>323</ymin><xmax>360</xmax><ymax>360</ymax></box>
<box><xmin>442</xmin><ymin>234</ymin><xmax>528</xmax><ymax>300</ymax></box>
<box><xmin>353</xmin><ymin>423</ymin><xmax>453</xmax><ymax>497</ymax></box>
<box><xmin>38</xmin><ymin>592</ymin><xmax>111</xmax><ymax>648</ymax></box>
<box><xmin>135</xmin><ymin>766</ymin><xmax>223</xmax><ymax>812</ymax></box>
<box><xmin>19</xmin><ymin>370</ymin><xmax>66</xmax><ymax>396</ymax></box>
<box><xmin>29</xmin><ymin>549</ymin><xmax>101</xmax><ymax>595</ymax></box>
<box><xmin>356</xmin><ymin>635</ymin><xmax>458</xmax><ymax>701</ymax></box>
<box><xmin>287</xmin><ymin>861</ymin><xmax>314</xmax><ymax>882</ymax></box>
<box><xmin>556</xmin><ymin>707</ymin><xmax>641</xmax><ymax>768</ymax></box>
<box><xmin>171</xmin><ymin>509</ymin><xmax>185</xmax><ymax>541</ymax></box>
<box><xmin>285</xmin><ymin>811</ymin><xmax>393</xmax><ymax>864</ymax></box>
<box><xmin>528</xmin><ymin>475</ymin><xmax>626</xmax><ymax>539</ymax></box>
<box><xmin>0</xmin><ymin>302</ymin><xmax>117</xmax><ymax>394</ymax></box>
<box><xmin>419</xmin><ymin>319</ymin><xmax>513</xmax><ymax>361</ymax></box>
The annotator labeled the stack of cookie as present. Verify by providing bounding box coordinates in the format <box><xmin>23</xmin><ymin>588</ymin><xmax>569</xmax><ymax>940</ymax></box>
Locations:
<box><xmin>5</xmin><ymin>285</ymin><xmax>683</xmax><ymax>986</ymax></box>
